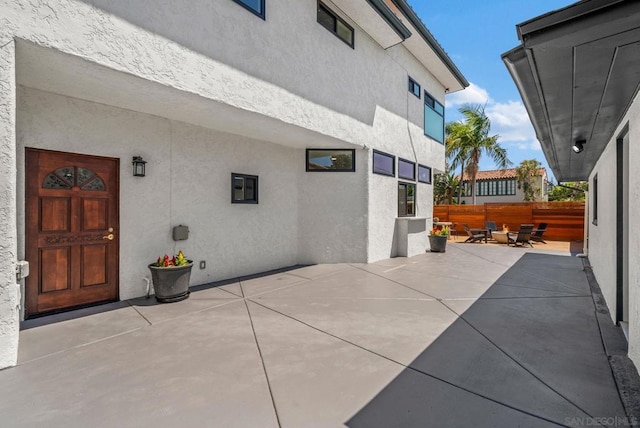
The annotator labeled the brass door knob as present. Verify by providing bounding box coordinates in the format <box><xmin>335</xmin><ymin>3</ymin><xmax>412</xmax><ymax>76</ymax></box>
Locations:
<box><xmin>103</xmin><ymin>233</ymin><xmax>114</xmax><ymax>241</ymax></box>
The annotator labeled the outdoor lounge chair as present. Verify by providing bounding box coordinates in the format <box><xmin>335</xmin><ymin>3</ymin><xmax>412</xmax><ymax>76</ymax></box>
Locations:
<box><xmin>508</xmin><ymin>224</ymin><xmax>534</xmax><ymax>247</ymax></box>
<box><xmin>485</xmin><ymin>221</ymin><xmax>498</xmax><ymax>239</ymax></box>
<box><xmin>530</xmin><ymin>223</ymin><xmax>548</xmax><ymax>244</ymax></box>
<box><xmin>463</xmin><ymin>224</ymin><xmax>485</xmax><ymax>243</ymax></box>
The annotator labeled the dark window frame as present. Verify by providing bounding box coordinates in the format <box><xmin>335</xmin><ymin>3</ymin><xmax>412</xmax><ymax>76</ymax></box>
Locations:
<box><xmin>231</xmin><ymin>0</ymin><xmax>265</xmax><ymax>19</ymax></box>
<box><xmin>231</xmin><ymin>173</ymin><xmax>259</xmax><ymax>204</ymax></box>
<box><xmin>593</xmin><ymin>174</ymin><xmax>598</xmax><ymax>225</ymax></box>
<box><xmin>418</xmin><ymin>164</ymin><xmax>431</xmax><ymax>184</ymax></box>
<box><xmin>372</xmin><ymin>150</ymin><xmax>395</xmax><ymax>177</ymax></box>
<box><xmin>424</xmin><ymin>91</ymin><xmax>445</xmax><ymax>144</ymax></box>
<box><xmin>408</xmin><ymin>77</ymin><xmax>421</xmax><ymax>99</ymax></box>
<box><xmin>317</xmin><ymin>1</ymin><xmax>354</xmax><ymax>48</ymax></box>
<box><xmin>306</xmin><ymin>149</ymin><xmax>356</xmax><ymax>172</ymax></box>
<box><xmin>398</xmin><ymin>181</ymin><xmax>416</xmax><ymax>218</ymax></box>
<box><xmin>398</xmin><ymin>158</ymin><xmax>416</xmax><ymax>181</ymax></box>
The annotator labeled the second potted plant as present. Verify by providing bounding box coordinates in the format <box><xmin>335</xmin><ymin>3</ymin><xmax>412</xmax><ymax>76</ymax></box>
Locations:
<box><xmin>429</xmin><ymin>226</ymin><xmax>449</xmax><ymax>253</ymax></box>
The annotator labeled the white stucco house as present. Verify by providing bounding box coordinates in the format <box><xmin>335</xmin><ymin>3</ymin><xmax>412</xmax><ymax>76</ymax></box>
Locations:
<box><xmin>458</xmin><ymin>167</ymin><xmax>548</xmax><ymax>204</ymax></box>
<box><xmin>0</xmin><ymin>1</ymin><xmax>467</xmax><ymax>367</ymax></box>
<box><xmin>503</xmin><ymin>0</ymin><xmax>640</xmax><ymax>367</ymax></box>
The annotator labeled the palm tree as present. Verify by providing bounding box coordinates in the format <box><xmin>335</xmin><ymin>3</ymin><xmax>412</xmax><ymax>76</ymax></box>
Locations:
<box><xmin>446</xmin><ymin>104</ymin><xmax>511</xmax><ymax>205</ymax></box>
<box><xmin>445</xmin><ymin>121</ymin><xmax>470</xmax><ymax>204</ymax></box>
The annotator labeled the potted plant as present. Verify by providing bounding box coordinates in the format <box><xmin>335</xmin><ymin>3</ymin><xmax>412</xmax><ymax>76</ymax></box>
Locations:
<box><xmin>148</xmin><ymin>251</ymin><xmax>193</xmax><ymax>302</ymax></box>
<box><xmin>429</xmin><ymin>226</ymin><xmax>449</xmax><ymax>253</ymax></box>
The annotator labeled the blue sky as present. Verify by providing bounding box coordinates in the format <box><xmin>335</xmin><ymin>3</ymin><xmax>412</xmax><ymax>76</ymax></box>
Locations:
<box><xmin>408</xmin><ymin>0</ymin><xmax>577</xmax><ymax>183</ymax></box>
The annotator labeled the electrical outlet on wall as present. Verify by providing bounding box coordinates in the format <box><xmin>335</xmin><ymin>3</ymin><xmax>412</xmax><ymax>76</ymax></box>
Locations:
<box><xmin>199</xmin><ymin>261</ymin><xmax>206</xmax><ymax>269</ymax></box>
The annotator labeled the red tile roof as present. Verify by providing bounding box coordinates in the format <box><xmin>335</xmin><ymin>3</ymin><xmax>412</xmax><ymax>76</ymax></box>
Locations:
<box><xmin>459</xmin><ymin>168</ymin><xmax>546</xmax><ymax>182</ymax></box>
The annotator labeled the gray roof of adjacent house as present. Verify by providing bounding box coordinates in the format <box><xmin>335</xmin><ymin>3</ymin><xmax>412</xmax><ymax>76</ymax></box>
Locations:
<box><xmin>502</xmin><ymin>0</ymin><xmax>640</xmax><ymax>182</ymax></box>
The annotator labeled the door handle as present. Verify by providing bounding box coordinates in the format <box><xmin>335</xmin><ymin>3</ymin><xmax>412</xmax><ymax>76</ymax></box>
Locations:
<box><xmin>103</xmin><ymin>233</ymin><xmax>114</xmax><ymax>241</ymax></box>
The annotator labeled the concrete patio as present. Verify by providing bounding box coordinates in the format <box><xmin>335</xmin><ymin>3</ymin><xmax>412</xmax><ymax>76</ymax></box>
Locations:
<box><xmin>0</xmin><ymin>243</ymin><xmax>636</xmax><ymax>427</ymax></box>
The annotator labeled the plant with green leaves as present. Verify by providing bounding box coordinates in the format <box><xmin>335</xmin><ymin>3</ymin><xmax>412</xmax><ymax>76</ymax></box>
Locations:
<box><xmin>446</xmin><ymin>104</ymin><xmax>511</xmax><ymax>205</ymax></box>
<box><xmin>515</xmin><ymin>159</ymin><xmax>543</xmax><ymax>201</ymax></box>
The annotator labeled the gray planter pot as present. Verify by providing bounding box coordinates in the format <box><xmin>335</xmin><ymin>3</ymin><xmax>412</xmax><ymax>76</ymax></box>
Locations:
<box><xmin>429</xmin><ymin>235</ymin><xmax>447</xmax><ymax>253</ymax></box>
<box><xmin>148</xmin><ymin>262</ymin><xmax>193</xmax><ymax>303</ymax></box>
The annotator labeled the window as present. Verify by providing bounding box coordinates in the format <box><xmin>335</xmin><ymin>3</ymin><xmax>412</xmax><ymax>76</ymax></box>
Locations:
<box><xmin>318</xmin><ymin>2</ymin><xmax>354</xmax><ymax>48</ymax></box>
<box><xmin>408</xmin><ymin>77</ymin><xmax>421</xmax><ymax>99</ymax></box>
<box><xmin>398</xmin><ymin>158</ymin><xmax>415</xmax><ymax>181</ymax></box>
<box><xmin>593</xmin><ymin>174</ymin><xmax>598</xmax><ymax>225</ymax></box>
<box><xmin>465</xmin><ymin>179</ymin><xmax>516</xmax><ymax>196</ymax></box>
<box><xmin>373</xmin><ymin>150</ymin><xmax>395</xmax><ymax>177</ymax></box>
<box><xmin>231</xmin><ymin>0</ymin><xmax>265</xmax><ymax>18</ymax></box>
<box><xmin>418</xmin><ymin>165</ymin><xmax>431</xmax><ymax>184</ymax></box>
<box><xmin>306</xmin><ymin>149</ymin><xmax>355</xmax><ymax>172</ymax></box>
<box><xmin>231</xmin><ymin>173</ymin><xmax>258</xmax><ymax>204</ymax></box>
<box><xmin>424</xmin><ymin>92</ymin><xmax>444</xmax><ymax>143</ymax></box>
<box><xmin>398</xmin><ymin>182</ymin><xmax>415</xmax><ymax>217</ymax></box>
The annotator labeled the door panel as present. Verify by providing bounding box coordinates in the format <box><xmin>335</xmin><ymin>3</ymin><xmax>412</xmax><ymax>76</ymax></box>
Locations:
<box><xmin>26</xmin><ymin>148</ymin><xmax>119</xmax><ymax>317</ymax></box>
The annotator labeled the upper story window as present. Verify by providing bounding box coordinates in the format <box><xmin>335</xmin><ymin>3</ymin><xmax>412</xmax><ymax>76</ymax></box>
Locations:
<box><xmin>373</xmin><ymin>150</ymin><xmax>395</xmax><ymax>177</ymax></box>
<box><xmin>465</xmin><ymin>179</ymin><xmax>516</xmax><ymax>196</ymax></box>
<box><xmin>398</xmin><ymin>158</ymin><xmax>415</xmax><ymax>181</ymax></box>
<box><xmin>231</xmin><ymin>0</ymin><xmax>265</xmax><ymax>19</ymax></box>
<box><xmin>306</xmin><ymin>149</ymin><xmax>355</xmax><ymax>172</ymax></box>
<box><xmin>424</xmin><ymin>92</ymin><xmax>444</xmax><ymax>144</ymax></box>
<box><xmin>418</xmin><ymin>164</ymin><xmax>431</xmax><ymax>184</ymax></box>
<box><xmin>408</xmin><ymin>77</ymin><xmax>421</xmax><ymax>99</ymax></box>
<box><xmin>318</xmin><ymin>2</ymin><xmax>354</xmax><ymax>48</ymax></box>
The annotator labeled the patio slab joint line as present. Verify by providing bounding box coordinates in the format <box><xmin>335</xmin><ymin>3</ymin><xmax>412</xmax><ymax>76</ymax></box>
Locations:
<box><xmin>439</xmin><ymin>299</ymin><xmax>596</xmax><ymax>420</ymax></box>
<box><xmin>247</xmin><ymin>298</ymin><xmax>567</xmax><ymax>426</ymax></box>
<box><xmin>243</xmin><ymin>299</ymin><xmax>282</xmax><ymax>428</ymax></box>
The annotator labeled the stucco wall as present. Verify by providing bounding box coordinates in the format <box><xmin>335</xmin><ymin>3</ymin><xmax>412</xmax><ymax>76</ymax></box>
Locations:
<box><xmin>17</xmin><ymin>87</ymin><xmax>300</xmax><ymax>300</ymax></box>
<box><xmin>0</xmin><ymin>40</ymin><xmax>19</xmax><ymax>369</ymax></box>
<box><xmin>589</xmin><ymin>91</ymin><xmax>640</xmax><ymax>366</ymax></box>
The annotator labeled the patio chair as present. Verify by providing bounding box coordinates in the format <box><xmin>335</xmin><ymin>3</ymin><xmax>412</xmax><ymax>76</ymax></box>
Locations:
<box><xmin>463</xmin><ymin>224</ymin><xmax>485</xmax><ymax>243</ymax></box>
<box><xmin>449</xmin><ymin>222</ymin><xmax>458</xmax><ymax>240</ymax></box>
<box><xmin>485</xmin><ymin>221</ymin><xmax>498</xmax><ymax>239</ymax></box>
<box><xmin>507</xmin><ymin>224</ymin><xmax>534</xmax><ymax>247</ymax></box>
<box><xmin>531</xmin><ymin>223</ymin><xmax>548</xmax><ymax>244</ymax></box>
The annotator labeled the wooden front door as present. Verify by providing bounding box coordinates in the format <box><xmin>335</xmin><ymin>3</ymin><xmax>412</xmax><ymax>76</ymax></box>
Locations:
<box><xmin>25</xmin><ymin>148</ymin><xmax>119</xmax><ymax>317</ymax></box>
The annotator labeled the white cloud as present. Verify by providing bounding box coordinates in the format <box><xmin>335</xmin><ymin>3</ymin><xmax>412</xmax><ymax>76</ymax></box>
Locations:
<box><xmin>446</xmin><ymin>82</ymin><xmax>490</xmax><ymax>106</ymax></box>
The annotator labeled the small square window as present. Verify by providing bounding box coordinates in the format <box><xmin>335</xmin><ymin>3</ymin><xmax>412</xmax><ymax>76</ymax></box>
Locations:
<box><xmin>231</xmin><ymin>0</ymin><xmax>265</xmax><ymax>18</ymax></box>
<box><xmin>408</xmin><ymin>77</ymin><xmax>421</xmax><ymax>99</ymax></box>
<box><xmin>306</xmin><ymin>149</ymin><xmax>355</xmax><ymax>172</ymax></box>
<box><xmin>318</xmin><ymin>2</ymin><xmax>354</xmax><ymax>48</ymax></box>
<box><xmin>398</xmin><ymin>182</ymin><xmax>416</xmax><ymax>217</ymax></box>
<box><xmin>398</xmin><ymin>158</ymin><xmax>415</xmax><ymax>181</ymax></box>
<box><xmin>231</xmin><ymin>173</ymin><xmax>259</xmax><ymax>204</ymax></box>
<box><xmin>373</xmin><ymin>150</ymin><xmax>395</xmax><ymax>177</ymax></box>
<box><xmin>418</xmin><ymin>164</ymin><xmax>431</xmax><ymax>184</ymax></box>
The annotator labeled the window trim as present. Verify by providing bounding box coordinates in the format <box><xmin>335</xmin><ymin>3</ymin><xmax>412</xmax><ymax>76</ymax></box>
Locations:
<box><xmin>398</xmin><ymin>181</ymin><xmax>416</xmax><ymax>218</ymax></box>
<box><xmin>372</xmin><ymin>150</ymin><xmax>395</xmax><ymax>177</ymax></box>
<box><xmin>306</xmin><ymin>149</ymin><xmax>356</xmax><ymax>172</ymax></box>
<box><xmin>317</xmin><ymin>1</ymin><xmax>354</xmax><ymax>48</ymax></box>
<box><xmin>418</xmin><ymin>164</ymin><xmax>431</xmax><ymax>184</ymax></box>
<box><xmin>231</xmin><ymin>0</ymin><xmax>265</xmax><ymax>19</ymax></box>
<box><xmin>231</xmin><ymin>173</ymin><xmax>259</xmax><ymax>204</ymax></box>
<box><xmin>424</xmin><ymin>91</ymin><xmax>445</xmax><ymax>144</ymax></box>
<box><xmin>398</xmin><ymin>158</ymin><xmax>416</xmax><ymax>181</ymax></box>
<box><xmin>408</xmin><ymin>77</ymin><xmax>421</xmax><ymax>99</ymax></box>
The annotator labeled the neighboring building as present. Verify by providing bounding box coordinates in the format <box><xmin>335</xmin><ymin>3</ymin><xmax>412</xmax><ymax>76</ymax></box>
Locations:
<box><xmin>0</xmin><ymin>1</ymin><xmax>467</xmax><ymax>367</ymax></box>
<box><xmin>503</xmin><ymin>1</ymin><xmax>640</xmax><ymax>366</ymax></box>
<box><xmin>457</xmin><ymin>168</ymin><xmax>548</xmax><ymax>204</ymax></box>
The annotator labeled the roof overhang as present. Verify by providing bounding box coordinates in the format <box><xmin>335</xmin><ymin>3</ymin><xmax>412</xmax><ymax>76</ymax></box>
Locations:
<box><xmin>502</xmin><ymin>0</ymin><xmax>640</xmax><ymax>182</ymax></box>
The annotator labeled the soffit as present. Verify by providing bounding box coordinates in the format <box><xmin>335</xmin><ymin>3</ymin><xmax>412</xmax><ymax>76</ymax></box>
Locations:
<box><xmin>502</xmin><ymin>0</ymin><xmax>640</xmax><ymax>182</ymax></box>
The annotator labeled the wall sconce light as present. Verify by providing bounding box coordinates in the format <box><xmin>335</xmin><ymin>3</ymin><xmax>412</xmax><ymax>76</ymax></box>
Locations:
<box><xmin>132</xmin><ymin>156</ymin><xmax>147</xmax><ymax>177</ymax></box>
<box><xmin>572</xmin><ymin>140</ymin><xmax>586</xmax><ymax>154</ymax></box>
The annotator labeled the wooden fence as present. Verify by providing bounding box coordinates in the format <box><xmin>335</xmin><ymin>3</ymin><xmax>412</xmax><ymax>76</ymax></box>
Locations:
<box><xmin>433</xmin><ymin>202</ymin><xmax>585</xmax><ymax>241</ymax></box>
